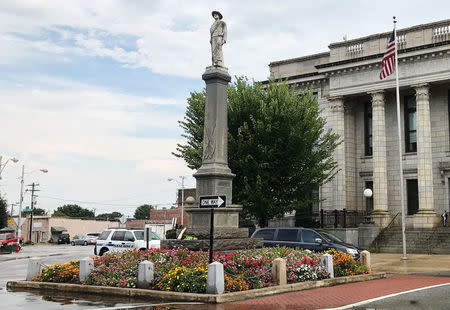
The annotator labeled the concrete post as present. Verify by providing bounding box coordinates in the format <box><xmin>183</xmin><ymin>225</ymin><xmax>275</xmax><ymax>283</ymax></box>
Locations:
<box><xmin>26</xmin><ymin>257</ymin><xmax>41</xmax><ymax>281</ymax></box>
<box><xmin>79</xmin><ymin>257</ymin><xmax>94</xmax><ymax>283</ymax></box>
<box><xmin>206</xmin><ymin>261</ymin><xmax>224</xmax><ymax>294</ymax></box>
<box><xmin>137</xmin><ymin>261</ymin><xmax>154</xmax><ymax>289</ymax></box>
<box><xmin>360</xmin><ymin>250</ymin><xmax>371</xmax><ymax>269</ymax></box>
<box><xmin>320</xmin><ymin>254</ymin><xmax>334</xmax><ymax>278</ymax></box>
<box><xmin>271</xmin><ymin>258</ymin><xmax>287</xmax><ymax>286</ymax></box>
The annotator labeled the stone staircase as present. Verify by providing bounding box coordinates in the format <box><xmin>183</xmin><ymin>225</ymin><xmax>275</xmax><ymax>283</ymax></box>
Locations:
<box><xmin>369</xmin><ymin>226</ymin><xmax>450</xmax><ymax>254</ymax></box>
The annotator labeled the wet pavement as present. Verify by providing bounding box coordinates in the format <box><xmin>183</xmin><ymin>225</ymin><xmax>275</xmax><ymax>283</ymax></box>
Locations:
<box><xmin>2</xmin><ymin>247</ymin><xmax>450</xmax><ymax>309</ymax></box>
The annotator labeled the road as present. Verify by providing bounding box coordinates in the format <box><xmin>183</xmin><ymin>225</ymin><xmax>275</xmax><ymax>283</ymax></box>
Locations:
<box><xmin>343</xmin><ymin>283</ymin><xmax>450</xmax><ymax>310</ymax></box>
<box><xmin>0</xmin><ymin>244</ymin><xmax>152</xmax><ymax>310</ymax></box>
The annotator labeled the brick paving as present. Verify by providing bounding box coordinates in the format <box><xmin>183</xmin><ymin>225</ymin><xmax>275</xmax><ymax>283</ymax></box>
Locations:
<box><xmin>187</xmin><ymin>275</ymin><xmax>450</xmax><ymax>310</ymax></box>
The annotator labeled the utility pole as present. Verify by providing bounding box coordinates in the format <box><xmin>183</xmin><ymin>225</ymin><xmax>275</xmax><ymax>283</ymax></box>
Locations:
<box><xmin>26</xmin><ymin>183</ymin><xmax>40</xmax><ymax>242</ymax></box>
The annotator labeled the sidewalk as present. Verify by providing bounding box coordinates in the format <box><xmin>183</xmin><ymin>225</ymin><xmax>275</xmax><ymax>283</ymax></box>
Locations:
<box><xmin>370</xmin><ymin>253</ymin><xmax>450</xmax><ymax>274</ymax></box>
<box><xmin>190</xmin><ymin>253</ymin><xmax>450</xmax><ymax>310</ymax></box>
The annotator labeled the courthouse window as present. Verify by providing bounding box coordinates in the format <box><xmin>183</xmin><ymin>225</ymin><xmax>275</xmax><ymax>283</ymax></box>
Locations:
<box><xmin>364</xmin><ymin>102</ymin><xmax>373</xmax><ymax>156</ymax></box>
<box><xmin>404</xmin><ymin>96</ymin><xmax>417</xmax><ymax>153</ymax></box>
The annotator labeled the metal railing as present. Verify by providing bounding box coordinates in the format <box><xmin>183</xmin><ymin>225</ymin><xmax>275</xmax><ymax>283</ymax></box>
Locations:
<box><xmin>369</xmin><ymin>212</ymin><xmax>401</xmax><ymax>252</ymax></box>
<box><xmin>319</xmin><ymin>209</ymin><xmax>368</xmax><ymax>228</ymax></box>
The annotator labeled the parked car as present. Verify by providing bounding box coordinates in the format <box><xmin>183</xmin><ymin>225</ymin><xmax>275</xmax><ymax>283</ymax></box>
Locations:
<box><xmin>250</xmin><ymin>227</ymin><xmax>360</xmax><ymax>260</ymax></box>
<box><xmin>86</xmin><ymin>232</ymin><xmax>100</xmax><ymax>241</ymax></box>
<box><xmin>57</xmin><ymin>233</ymin><xmax>70</xmax><ymax>244</ymax></box>
<box><xmin>94</xmin><ymin>228</ymin><xmax>161</xmax><ymax>256</ymax></box>
<box><xmin>0</xmin><ymin>233</ymin><xmax>23</xmax><ymax>246</ymax></box>
<box><xmin>71</xmin><ymin>235</ymin><xmax>95</xmax><ymax>246</ymax></box>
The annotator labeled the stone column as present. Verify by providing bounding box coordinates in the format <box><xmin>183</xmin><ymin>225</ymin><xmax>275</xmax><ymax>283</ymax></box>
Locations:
<box><xmin>413</xmin><ymin>84</ymin><xmax>438</xmax><ymax>228</ymax></box>
<box><xmin>194</xmin><ymin>66</ymin><xmax>235</xmax><ymax>203</ymax></box>
<box><xmin>368</xmin><ymin>91</ymin><xmax>390</xmax><ymax>227</ymax></box>
<box><xmin>329</xmin><ymin>96</ymin><xmax>346</xmax><ymax>210</ymax></box>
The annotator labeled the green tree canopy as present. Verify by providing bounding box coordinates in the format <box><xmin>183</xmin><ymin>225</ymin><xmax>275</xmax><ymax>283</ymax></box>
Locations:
<box><xmin>32</xmin><ymin>208</ymin><xmax>46</xmax><ymax>216</ymax></box>
<box><xmin>0</xmin><ymin>198</ymin><xmax>7</xmax><ymax>229</ymax></box>
<box><xmin>173</xmin><ymin>77</ymin><xmax>340</xmax><ymax>227</ymax></box>
<box><xmin>134</xmin><ymin>204</ymin><xmax>153</xmax><ymax>220</ymax></box>
<box><xmin>52</xmin><ymin>204</ymin><xmax>95</xmax><ymax>218</ymax></box>
<box><xmin>96</xmin><ymin>212</ymin><xmax>122</xmax><ymax>220</ymax></box>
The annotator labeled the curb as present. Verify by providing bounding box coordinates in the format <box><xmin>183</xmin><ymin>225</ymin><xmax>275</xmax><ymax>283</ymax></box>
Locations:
<box><xmin>7</xmin><ymin>273</ymin><xmax>386</xmax><ymax>304</ymax></box>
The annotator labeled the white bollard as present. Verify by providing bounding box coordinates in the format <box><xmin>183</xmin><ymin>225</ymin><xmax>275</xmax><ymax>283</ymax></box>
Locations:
<box><xmin>206</xmin><ymin>261</ymin><xmax>224</xmax><ymax>294</ymax></box>
<box><xmin>26</xmin><ymin>257</ymin><xmax>41</xmax><ymax>281</ymax></box>
<box><xmin>271</xmin><ymin>257</ymin><xmax>287</xmax><ymax>285</ymax></box>
<box><xmin>137</xmin><ymin>260</ymin><xmax>154</xmax><ymax>289</ymax></box>
<box><xmin>320</xmin><ymin>253</ymin><xmax>334</xmax><ymax>278</ymax></box>
<box><xmin>79</xmin><ymin>257</ymin><xmax>94</xmax><ymax>282</ymax></box>
<box><xmin>360</xmin><ymin>250</ymin><xmax>371</xmax><ymax>269</ymax></box>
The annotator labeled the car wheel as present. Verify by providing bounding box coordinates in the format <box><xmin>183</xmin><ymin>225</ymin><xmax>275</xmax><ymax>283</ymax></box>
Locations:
<box><xmin>83</xmin><ymin>241</ymin><xmax>88</xmax><ymax>246</ymax></box>
<box><xmin>99</xmin><ymin>248</ymin><xmax>108</xmax><ymax>256</ymax></box>
<box><xmin>71</xmin><ymin>241</ymin><xmax>75</xmax><ymax>246</ymax></box>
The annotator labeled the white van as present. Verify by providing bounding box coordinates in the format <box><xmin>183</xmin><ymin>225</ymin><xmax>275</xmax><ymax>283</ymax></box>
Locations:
<box><xmin>94</xmin><ymin>228</ymin><xmax>161</xmax><ymax>256</ymax></box>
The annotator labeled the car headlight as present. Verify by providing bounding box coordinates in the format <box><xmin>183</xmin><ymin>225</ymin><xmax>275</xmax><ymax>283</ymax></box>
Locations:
<box><xmin>346</xmin><ymin>248</ymin><xmax>358</xmax><ymax>256</ymax></box>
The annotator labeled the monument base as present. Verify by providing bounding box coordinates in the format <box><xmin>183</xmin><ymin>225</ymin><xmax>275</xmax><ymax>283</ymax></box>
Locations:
<box><xmin>187</xmin><ymin>205</ymin><xmax>242</xmax><ymax>229</ymax></box>
<box><xmin>161</xmin><ymin>238</ymin><xmax>263</xmax><ymax>251</ymax></box>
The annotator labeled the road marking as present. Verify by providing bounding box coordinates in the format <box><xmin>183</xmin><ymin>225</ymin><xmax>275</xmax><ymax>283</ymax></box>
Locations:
<box><xmin>323</xmin><ymin>282</ymin><xmax>450</xmax><ymax>309</ymax></box>
<box><xmin>92</xmin><ymin>302</ymin><xmax>204</xmax><ymax>310</ymax></box>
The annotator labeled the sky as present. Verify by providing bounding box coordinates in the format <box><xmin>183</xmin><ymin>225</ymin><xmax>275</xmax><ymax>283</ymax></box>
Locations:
<box><xmin>0</xmin><ymin>1</ymin><xmax>449</xmax><ymax>217</ymax></box>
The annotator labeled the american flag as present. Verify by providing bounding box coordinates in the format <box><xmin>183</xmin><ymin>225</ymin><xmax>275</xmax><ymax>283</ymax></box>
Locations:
<box><xmin>379</xmin><ymin>30</ymin><xmax>396</xmax><ymax>80</ymax></box>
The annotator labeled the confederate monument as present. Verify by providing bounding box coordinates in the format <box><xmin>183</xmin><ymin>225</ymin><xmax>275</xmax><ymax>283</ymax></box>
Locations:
<box><xmin>163</xmin><ymin>11</ymin><xmax>261</xmax><ymax>250</ymax></box>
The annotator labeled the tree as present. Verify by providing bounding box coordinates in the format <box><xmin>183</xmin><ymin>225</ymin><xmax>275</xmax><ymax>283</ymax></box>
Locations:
<box><xmin>134</xmin><ymin>204</ymin><xmax>153</xmax><ymax>220</ymax></box>
<box><xmin>0</xmin><ymin>198</ymin><xmax>7</xmax><ymax>229</ymax></box>
<box><xmin>32</xmin><ymin>208</ymin><xmax>46</xmax><ymax>216</ymax></box>
<box><xmin>52</xmin><ymin>204</ymin><xmax>95</xmax><ymax>218</ymax></box>
<box><xmin>96</xmin><ymin>212</ymin><xmax>122</xmax><ymax>220</ymax></box>
<box><xmin>173</xmin><ymin>77</ymin><xmax>341</xmax><ymax>227</ymax></box>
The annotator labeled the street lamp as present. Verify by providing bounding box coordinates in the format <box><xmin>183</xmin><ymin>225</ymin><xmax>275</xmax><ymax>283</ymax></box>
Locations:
<box><xmin>0</xmin><ymin>156</ymin><xmax>19</xmax><ymax>180</ymax></box>
<box><xmin>168</xmin><ymin>176</ymin><xmax>186</xmax><ymax>227</ymax></box>
<box><xmin>17</xmin><ymin>165</ymin><xmax>48</xmax><ymax>240</ymax></box>
<box><xmin>0</xmin><ymin>156</ymin><xmax>19</xmax><ymax>198</ymax></box>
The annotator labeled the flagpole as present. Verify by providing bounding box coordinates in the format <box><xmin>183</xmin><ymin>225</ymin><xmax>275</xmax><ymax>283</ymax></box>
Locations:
<box><xmin>393</xmin><ymin>16</ymin><xmax>407</xmax><ymax>260</ymax></box>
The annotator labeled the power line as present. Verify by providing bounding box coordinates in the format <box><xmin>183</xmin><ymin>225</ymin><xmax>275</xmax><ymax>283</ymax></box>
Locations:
<box><xmin>38</xmin><ymin>194</ymin><xmax>175</xmax><ymax>208</ymax></box>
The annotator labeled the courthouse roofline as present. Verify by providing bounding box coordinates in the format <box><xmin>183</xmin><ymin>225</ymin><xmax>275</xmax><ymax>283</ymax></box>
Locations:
<box><xmin>268</xmin><ymin>18</ymin><xmax>450</xmax><ymax>69</ymax></box>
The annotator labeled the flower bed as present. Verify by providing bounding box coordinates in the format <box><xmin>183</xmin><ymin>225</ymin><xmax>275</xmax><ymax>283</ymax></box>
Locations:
<box><xmin>32</xmin><ymin>247</ymin><xmax>369</xmax><ymax>293</ymax></box>
<box><xmin>326</xmin><ymin>249</ymin><xmax>370</xmax><ymax>277</ymax></box>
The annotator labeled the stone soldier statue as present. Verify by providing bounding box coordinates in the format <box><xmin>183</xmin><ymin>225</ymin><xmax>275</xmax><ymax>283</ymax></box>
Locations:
<box><xmin>210</xmin><ymin>11</ymin><xmax>227</xmax><ymax>67</ymax></box>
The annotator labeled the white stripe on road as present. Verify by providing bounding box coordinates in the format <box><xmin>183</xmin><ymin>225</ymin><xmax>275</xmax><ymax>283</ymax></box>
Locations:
<box><xmin>322</xmin><ymin>282</ymin><xmax>450</xmax><ymax>310</ymax></box>
<box><xmin>93</xmin><ymin>302</ymin><xmax>204</xmax><ymax>310</ymax></box>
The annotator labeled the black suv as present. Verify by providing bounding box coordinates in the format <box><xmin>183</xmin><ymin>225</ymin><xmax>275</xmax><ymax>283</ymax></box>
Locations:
<box><xmin>57</xmin><ymin>233</ymin><xmax>70</xmax><ymax>244</ymax></box>
<box><xmin>251</xmin><ymin>227</ymin><xmax>360</xmax><ymax>260</ymax></box>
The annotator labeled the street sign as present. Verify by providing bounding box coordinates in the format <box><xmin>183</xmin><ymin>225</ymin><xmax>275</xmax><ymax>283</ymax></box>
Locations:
<box><xmin>199</xmin><ymin>195</ymin><xmax>226</xmax><ymax>208</ymax></box>
<box><xmin>7</xmin><ymin>219</ymin><xmax>14</xmax><ymax>225</ymax></box>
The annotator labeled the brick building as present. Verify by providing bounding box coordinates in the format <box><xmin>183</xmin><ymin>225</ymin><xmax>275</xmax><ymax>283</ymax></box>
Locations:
<box><xmin>269</xmin><ymin>19</ymin><xmax>450</xmax><ymax>228</ymax></box>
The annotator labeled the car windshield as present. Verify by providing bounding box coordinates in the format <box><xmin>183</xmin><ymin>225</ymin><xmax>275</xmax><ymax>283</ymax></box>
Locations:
<box><xmin>98</xmin><ymin>230</ymin><xmax>111</xmax><ymax>240</ymax></box>
<box><xmin>133</xmin><ymin>231</ymin><xmax>161</xmax><ymax>240</ymax></box>
<box><xmin>319</xmin><ymin>231</ymin><xmax>344</xmax><ymax>243</ymax></box>
<box><xmin>0</xmin><ymin>235</ymin><xmax>7</xmax><ymax>240</ymax></box>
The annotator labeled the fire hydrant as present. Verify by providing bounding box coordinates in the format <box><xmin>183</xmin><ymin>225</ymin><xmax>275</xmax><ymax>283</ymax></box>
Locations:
<box><xmin>15</xmin><ymin>243</ymin><xmax>20</xmax><ymax>253</ymax></box>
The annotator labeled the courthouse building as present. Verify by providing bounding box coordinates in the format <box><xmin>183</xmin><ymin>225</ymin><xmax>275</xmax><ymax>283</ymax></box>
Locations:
<box><xmin>269</xmin><ymin>19</ymin><xmax>450</xmax><ymax>228</ymax></box>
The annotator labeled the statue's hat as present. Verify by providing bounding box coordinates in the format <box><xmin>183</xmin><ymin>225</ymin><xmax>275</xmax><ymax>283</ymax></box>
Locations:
<box><xmin>211</xmin><ymin>11</ymin><xmax>223</xmax><ymax>19</ymax></box>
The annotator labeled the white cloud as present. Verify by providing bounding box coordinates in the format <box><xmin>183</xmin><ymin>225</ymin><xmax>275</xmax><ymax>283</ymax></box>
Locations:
<box><xmin>0</xmin><ymin>82</ymin><xmax>195</xmax><ymax>214</ymax></box>
<box><xmin>2</xmin><ymin>1</ymin><xmax>448</xmax><ymax>80</ymax></box>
